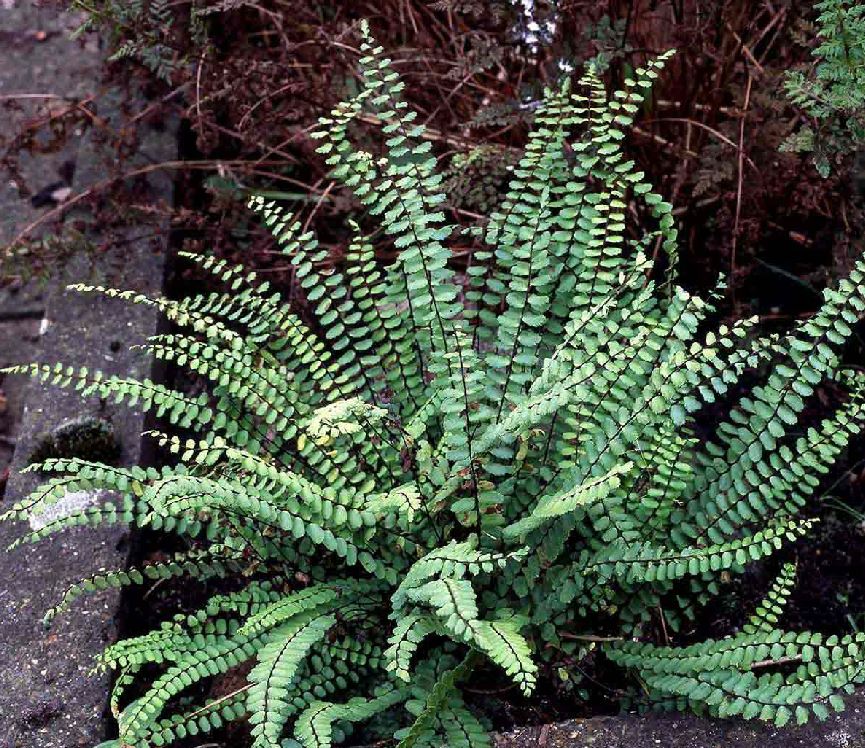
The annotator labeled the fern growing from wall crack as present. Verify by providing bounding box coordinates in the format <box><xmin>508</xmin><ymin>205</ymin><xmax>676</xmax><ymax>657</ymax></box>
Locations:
<box><xmin>7</xmin><ymin>21</ymin><xmax>865</xmax><ymax>748</ymax></box>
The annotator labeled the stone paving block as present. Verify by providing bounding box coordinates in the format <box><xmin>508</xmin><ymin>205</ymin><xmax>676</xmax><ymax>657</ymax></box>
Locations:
<box><xmin>0</xmin><ymin>3</ymin><xmax>174</xmax><ymax>746</ymax></box>
<box><xmin>494</xmin><ymin>696</ymin><xmax>865</xmax><ymax>748</ymax></box>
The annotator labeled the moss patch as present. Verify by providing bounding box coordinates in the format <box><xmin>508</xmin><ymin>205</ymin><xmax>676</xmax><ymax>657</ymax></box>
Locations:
<box><xmin>28</xmin><ymin>418</ymin><xmax>121</xmax><ymax>466</ymax></box>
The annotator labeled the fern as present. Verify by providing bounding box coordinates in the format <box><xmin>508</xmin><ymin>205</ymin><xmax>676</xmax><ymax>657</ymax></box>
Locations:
<box><xmin>7</xmin><ymin>20</ymin><xmax>865</xmax><ymax>748</ymax></box>
<box><xmin>443</xmin><ymin>145</ymin><xmax>519</xmax><ymax>215</ymax></box>
<box><xmin>783</xmin><ymin>0</ymin><xmax>865</xmax><ymax>176</ymax></box>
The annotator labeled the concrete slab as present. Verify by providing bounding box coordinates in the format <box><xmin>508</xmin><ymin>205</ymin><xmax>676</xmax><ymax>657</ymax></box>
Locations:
<box><xmin>494</xmin><ymin>695</ymin><xmax>865</xmax><ymax>748</ymax></box>
<box><xmin>0</xmin><ymin>315</ymin><xmax>41</xmax><ymax>480</ymax></box>
<box><xmin>0</xmin><ymin>3</ymin><xmax>174</xmax><ymax>747</ymax></box>
<box><xmin>0</xmin><ymin>252</ymin><xmax>163</xmax><ymax>748</ymax></box>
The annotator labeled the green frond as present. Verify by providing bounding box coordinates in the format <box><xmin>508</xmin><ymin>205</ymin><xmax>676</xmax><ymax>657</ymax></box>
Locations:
<box><xmin>45</xmin><ymin>545</ymin><xmax>245</xmax><ymax>625</ymax></box>
<box><xmin>474</xmin><ymin>614</ymin><xmax>537</xmax><ymax>695</ymax></box>
<box><xmin>294</xmin><ymin>685</ymin><xmax>408</xmax><ymax>748</ymax></box>
<box><xmin>502</xmin><ymin>463</ymin><xmax>632</xmax><ymax>539</ymax></box>
<box><xmin>438</xmin><ymin>703</ymin><xmax>492</xmax><ymax>748</ymax></box>
<box><xmin>247</xmin><ymin>610</ymin><xmax>338</xmax><ymax>748</ymax></box>
<box><xmin>120</xmin><ymin>629</ymin><xmax>268</xmax><ymax>745</ymax></box>
<box><xmin>385</xmin><ymin>613</ymin><xmax>438</xmax><ymax>682</ymax></box>
<box><xmin>744</xmin><ymin>563</ymin><xmax>797</xmax><ymax>635</ymax></box>
<box><xmin>396</xmin><ymin>652</ymin><xmax>479</xmax><ymax>748</ymax></box>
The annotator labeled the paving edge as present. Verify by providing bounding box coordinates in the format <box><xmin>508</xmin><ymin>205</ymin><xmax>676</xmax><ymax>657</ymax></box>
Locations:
<box><xmin>0</xmin><ymin>7</ymin><xmax>175</xmax><ymax>747</ymax></box>
<box><xmin>493</xmin><ymin>693</ymin><xmax>865</xmax><ymax>748</ymax></box>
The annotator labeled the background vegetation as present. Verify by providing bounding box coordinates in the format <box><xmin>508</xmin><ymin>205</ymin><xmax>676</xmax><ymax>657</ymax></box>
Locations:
<box><xmin>5</xmin><ymin>1</ymin><xmax>864</xmax><ymax>317</ymax></box>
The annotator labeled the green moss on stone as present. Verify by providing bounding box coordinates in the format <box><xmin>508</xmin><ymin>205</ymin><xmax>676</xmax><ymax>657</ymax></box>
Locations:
<box><xmin>28</xmin><ymin>418</ymin><xmax>121</xmax><ymax>466</ymax></box>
